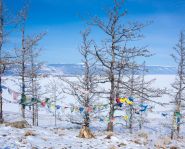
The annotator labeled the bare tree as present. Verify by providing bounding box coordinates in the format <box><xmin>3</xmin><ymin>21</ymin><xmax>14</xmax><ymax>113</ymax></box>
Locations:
<box><xmin>0</xmin><ymin>0</ymin><xmax>19</xmax><ymax>123</ymax></box>
<box><xmin>171</xmin><ymin>31</ymin><xmax>185</xmax><ymax>139</ymax></box>
<box><xmin>61</xmin><ymin>30</ymin><xmax>97</xmax><ymax>138</ymax></box>
<box><xmin>122</xmin><ymin>61</ymin><xmax>165</xmax><ymax>132</ymax></box>
<box><xmin>91</xmin><ymin>0</ymin><xmax>151</xmax><ymax>132</ymax></box>
<box><xmin>124</xmin><ymin>58</ymin><xmax>140</xmax><ymax>133</ymax></box>
<box><xmin>15</xmin><ymin>7</ymin><xmax>45</xmax><ymax>119</ymax></box>
<box><xmin>44</xmin><ymin>78</ymin><xmax>64</xmax><ymax>127</ymax></box>
<box><xmin>15</xmin><ymin>7</ymin><xmax>29</xmax><ymax>119</ymax></box>
<box><xmin>27</xmin><ymin>43</ymin><xmax>45</xmax><ymax>126</ymax></box>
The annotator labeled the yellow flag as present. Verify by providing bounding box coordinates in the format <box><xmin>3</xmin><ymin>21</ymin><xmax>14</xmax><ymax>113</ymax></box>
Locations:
<box><xmin>50</xmin><ymin>104</ymin><xmax>55</xmax><ymax>110</ymax></box>
<box><xmin>127</xmin><ymin>100</ymin><xmax>133</xmax><ymax>105</ymax></box>
<box><xmin>123</xmin><ymin>115</ymin><xmax>128</xmax><ymax>120</ymax></box>
<box><xmin>120</xmin><ymin>98</ymin><xmax>127</xmax><ymax>103</ymax></box>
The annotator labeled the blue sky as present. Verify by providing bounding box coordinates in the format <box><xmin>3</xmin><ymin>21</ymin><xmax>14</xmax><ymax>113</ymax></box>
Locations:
<box><xmin>5</xmin><ymin>0</ymin><xmax>185</xmax><ymax>66</ymax></box>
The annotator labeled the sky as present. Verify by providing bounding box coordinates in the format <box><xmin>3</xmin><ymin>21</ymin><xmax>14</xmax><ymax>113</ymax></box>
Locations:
<box><xmin>4</xmin><ymin>0</ymin><xmax>185</xmax><ymax>66</ymax></box>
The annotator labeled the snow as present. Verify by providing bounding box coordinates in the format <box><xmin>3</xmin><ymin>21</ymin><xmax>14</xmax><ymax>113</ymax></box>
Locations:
<box><xmin>0</xmin><ymin>75</ymin><xmax>185</xmax><ymax>149</ymax></box>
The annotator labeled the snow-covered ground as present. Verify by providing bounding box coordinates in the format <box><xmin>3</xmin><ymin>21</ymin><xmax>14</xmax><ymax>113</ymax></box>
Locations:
<box><xmin>0</xmin><ymin>75</ymin><xmax>185</xmax><ymax>149</ymax></box>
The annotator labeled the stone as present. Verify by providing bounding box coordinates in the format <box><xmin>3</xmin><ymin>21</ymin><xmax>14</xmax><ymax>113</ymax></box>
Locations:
<box><xmin>5</xmin><ymin>120</ymin><xmax>30</xmax><ymax>129</ymax></box>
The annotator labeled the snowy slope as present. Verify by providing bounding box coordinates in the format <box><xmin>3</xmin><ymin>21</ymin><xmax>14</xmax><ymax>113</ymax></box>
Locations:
<box><xmin>0</xmin><ymin>75</ymin><xmax>185</xmax><ymax>149</ymax></box>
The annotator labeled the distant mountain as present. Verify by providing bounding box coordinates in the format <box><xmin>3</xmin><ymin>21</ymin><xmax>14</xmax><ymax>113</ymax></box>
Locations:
<box><xmin>4</xmin><ymin>64</ymin><xmax>177</xmax><ymax>76</ymax></box>
<box><xmin>48</xmin><ymin>64</ymin><xmax>84</xmax><ymax>75</ymax></box>
<box><xmin>42</xmin><ymin>64</ymin><xmax>177</xmax><ymax>76</ymax></box>
<box><xmin>145</xmin><ymin>65</ymin><xmax>176</xmax><ymax>74</ymax></box>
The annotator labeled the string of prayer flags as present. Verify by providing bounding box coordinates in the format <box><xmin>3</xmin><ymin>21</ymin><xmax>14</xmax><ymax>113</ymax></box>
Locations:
<box><xmin>50</xmin><ymin>104</ymin><xmax>55</xmax><ymax>110</ymax></box>
<box><xmin>31</xmin><ymin>98</ymin><xmax>37</xmax><ymax>102</ymax></box>
<box><xmin>70</xmin><ymin>106</ymin><xmax>74</xmax><ymax>112</ymax></box>
<box><xmin>111</xmin><ymin>118</ymin><xmax>115</xmax><ymax>122</ymax></box>
<box><xmin>116</xmin><ymin>98</ymin><xmax>120</xmax><ymax>103</ymax></box>
<box><xmin>13</xmin><ymin>92</ymin><xmax>19</xmax><ymax>100</ymax></box>
<box><xmin>20</xmin><ymin>94</ymin><xmax>27</xmax><ymax>105</ymax></box>
<box><xmin>116</xmin><ymin>102</ymin><xmax>123</xmax><ymax>107</ymax></box>
<box><xmin>99</xmin><ymin>118</ymin><xmax>104</xmax><ymax>122</ymax></box>
<box><xmin>139</xmin><ymin>104</ymin><xmax>148</xmax><ymax>112</ymax></box>
<box><xmin>86</xmin><ymin>107</ymin><xmax>93</xmax><ymax>112</ymax></box>
<box><xmin>79</xmin><ymin>107</ymin><xmax>84</xmax><ymax>113</ymax></box>
<box><xmin>56</xmin><ymin>105</ymin><xmax>61</xmax><ymax>109</ymax></box>
<box><xmin>45</xmin><ymin>98</ymin><xmax>50</xmax><ymax>103</ymax></box>
<box><xmin>127</xmin><ymin>100</ymin><xmax>133</xmax><ymax>105</ymax></box>
<box><xmin>128</xmin><ymin>97</ymin><xmax>134</xmax><ymax>102</ymax></box>
<box><xmin>116</xmin><ymin>97</ymin><xmax>134</xmax><ymax>105</ymax></box>
<box><xmin>119</xmin><ymin>97</ymin><xmax>128</xmax><ymax>103</ymax></box>
<box><xmin>162</xmin><ymin>113</ymin><xmax>168</xmax><ymax>117</ymax></box>
<box><xmin>174</xmin><ymin>112</ymin><xmax>181</xmax><ymax>125</ymax></box>
<box><xmin>123</xmin><ymin>115</ymin><xmax>129</xmax><ymax>120</ymax></box>
<box><xmin>106</xmin><ymin>117</ymin><xmax>110</xmax><ymax>122</ymax></box>
<box><xmin>41</xmin><ymin>101</ymin><xmax>46</xmax><ymax>107</ymax></box>
<box><xmin>175</xmin><ymin>111</ymin><xmax>181</xmax><ymax>117</ymax></box>
<box><xmin>6</xmin><ymin>87</ymin><xmax>21</xmax><ymax>100</ymax></box>
<box><xmin>177</xmin><ymin>117</ymin><xmax>180</xmax><ymax>125</ymax></box>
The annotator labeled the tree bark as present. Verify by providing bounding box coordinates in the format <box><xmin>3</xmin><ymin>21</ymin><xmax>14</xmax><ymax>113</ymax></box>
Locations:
<box><xmin>107</xmin><ymin>103</ymin><xmax>114</xmax><ymax>132</ymax></box>
<box><xmin>0</xmin><ymin>0</ymin><xmax>3</xmax><ymax>123</ymax></box>
<box><xmin>21</xmin><ymin>26</ymin><xmax>26</xmax><ymax>119</ymax></box>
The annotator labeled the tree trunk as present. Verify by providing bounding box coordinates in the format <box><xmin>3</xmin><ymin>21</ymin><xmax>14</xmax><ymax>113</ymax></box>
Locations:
<box><xmin>171</xmin><ymin>112</ymin><xmax>176</xmax><ymax>139</ymax></box>
<box><xmin>0</xmin><ymin>0</ymin><xmax>3</xmax><ymax>123</ymax></box>
<box><xmin>107</xmin><ymin>103</ymin><xmax>114</xmax><ymax>132</ymax></box>
<box><xmin>84</xmin><ymin>110</ymin><xmax>90</xmax><ymax>127</ymax></box>
<box><xmin>79</xmin><ymin>126</ymin><xmax>94</xmax><ymax>139</ymax></box>
<box><xmin>0</xmin><ymin>81</ymin><xmax>3</xmax><ymax>123</ymax></box>
<box><xmin>21</xmin><ymin>94</ymin><xmax>25</xmax><ymax>119</ymax></box>
<box><xmin>0</xmin><ymin>89</ymin><xmax>3</xmax><ymax>123</ymax></box>
<box><xmin>32</xmin><ymin>104</ymin><xmax>35</xmax><ymax>125</ymax></box>
<box><xmin>21</xmin><ymin>105</ymin><xmax>25</xmax><ymax>119</ymax></box>
<box><xmin>176</xmin><ymin>112</ymin><xmax>180</xmax><ymax>138</ymax></box>
<box><xmin>107</xmin><ymin>68</ymin><xmax>115</xmax><ymax>132</ymax></box>
<box><xmin>129</xmin><ymin>105</ymin><xmax>133</xmax><ymax>133</ymax></box>
<box><xmin>139</xmin><ymin>113</ymin><xmax>143</xmax><ymax>130</ymax></box>
<box><xmin>36</xmin><ymin>102</ymin><xmax>38</xmax><ymax>126</ymax></box>
<box><xmin>21</xmin><ymin>26</ymin><xmax>26</xmax><ymax>119</ymax></box>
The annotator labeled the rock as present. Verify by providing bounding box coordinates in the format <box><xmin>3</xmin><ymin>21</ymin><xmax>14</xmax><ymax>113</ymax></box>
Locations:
<box><xmin>134</xmin><ymin>139</ymin><xmax>142</xmax><ymax>145</ymax></box>
<box><xmin>42</xmin><ymin>137</ymin><xmax>48</xmax><ymax>141</ymax></box>
<box><xmin>154</xmin><ymin>139</ymin><xmax>166</xmax><ymax>149</ymax></box>
<box><xmin>54</xmin><ymin>128</ymin><xmax>64</xmax><ymax>136</ymax></box>
<box><xmin>22</xmin><ymin>139</ymin><xmax>27</xmax><ymax>144</ymax></box>
<box><xmin>5</xmin><ymin>120</ymin><xmax>30</xmax><ymax>129</ymax></box>
<box><xmin>117</xmin><ymin>143</ymin><xmax>127</xmax><ymax>147</ymax></box>
<box><xmin>163</xmin><ymin>136</ymin><xmax>171</xmax><ymax>145</ymax></box>
<box><xmin>105</xmin><ymin>132</ymin><xmax>114</xmax><ymax>139</ymax></box>
<box><xmin>109</xmin><ymin>145</ymin><xmax>117</xmax><ymax>149</ymax></box>
<box><xmin>170</xmin><ymin>147</ymin><xmax>179</xmax><ymax>149</ymax></box>
<box><xmin>155</xmin><ymin>136</ymin><xmax>172</xmax><ymax>149</ymax></box>
<box><xmin>138</xmin><ymin>132</ymin><xmax>148</xmax><ymax>140</ymax></box>
<box><xmin>24</xmin><ymin>130</ymin><xmax>36</xmax><ymax>136</ymax></box>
